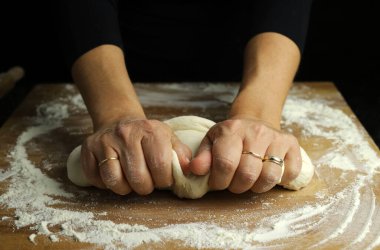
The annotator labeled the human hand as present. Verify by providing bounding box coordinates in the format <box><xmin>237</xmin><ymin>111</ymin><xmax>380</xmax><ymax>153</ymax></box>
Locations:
<box><xmin>80</xmin><ymin>118</ymin><xmax>192</xmax><ymax>195</ymax></box>
<box><xmin>188</xmin><ymin>117</ymin><xmax>302</xmax><ymax>193</ymax></box>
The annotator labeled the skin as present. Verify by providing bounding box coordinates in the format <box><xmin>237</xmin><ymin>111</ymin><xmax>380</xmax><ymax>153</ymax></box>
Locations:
<box><xmin>73</xmin><ymin>32</ymin><xmax>302</xmax><ymax>195</ymax></box>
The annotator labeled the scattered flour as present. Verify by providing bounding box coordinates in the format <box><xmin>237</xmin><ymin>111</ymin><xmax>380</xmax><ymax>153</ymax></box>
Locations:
<box><xmin>0</xmin><ymin>169</ymin><xmax>15</xmax><ymax>181</ymax></box>
<box><xmin>49</xmin><ymin>234</ymin><xmax>59</xmax><ymax>242</ymax></box>
<box><xmin>1</xmin><ymin>216</ymin><xmax>10</xmax><ymax>221</ymax></box>
<box><xmin>28</xmin><ymin>233</ymin><xmax>37</xmax><ymax>244</ymax></box>
<box><xmin>0</xmin><ymin>83</ymin><xmax>379</xmax><ymax>249</ymax></box>
<box><xmin>351</xmin><ymin>190</ymin><xmax>377</xmax><ymax>245</ymax></box>
<box><xmin>283</xmin><ymin>95</ymin><xmax>380</xmax><ymax>174</ymax></box>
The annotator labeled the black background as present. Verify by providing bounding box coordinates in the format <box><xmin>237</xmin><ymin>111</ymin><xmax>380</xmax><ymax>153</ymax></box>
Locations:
<box><xmin>1</xmin><ymin>0</ymin><xmax>379</xmax><ymax>145</ymax></box>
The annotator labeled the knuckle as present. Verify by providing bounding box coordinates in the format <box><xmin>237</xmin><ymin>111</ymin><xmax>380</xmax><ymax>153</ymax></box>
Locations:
<box><xmin>100</xmin><ymin>167</ymin><xmax>118</xmax><ymax>187</ymax></box>
<box><xmin>211</xmin><ymin>119</ymin><xmax>241</xmax><ymax>137</ymax></box>
<box><xmin>128</xmin><ymin>170</ymin><xmax>144</xmax><ymax>185</ymax></box>
<box><xmin>214</xmin><ymin>156</ymin><xmax>236</xmax><ymax>174</ymax></box>
<box><xmin>262</xmin><ymin>170</ymin><xmax>280</xmax><ymax>184</ymax></box>
<box><xmin>149</xmin><ymin>156</ymin><xmax>169</xmax><ymax>172</ymax></box>
<box><xmin>127</xmin><ymin>170</ymin><xmax>154</xmax><ymax>195</ymax></box>
<box><xmin>149</xmin><ymin>159</ymin><xmax>172</xmax><ymax>188</ymax></box>
<box><xmin>83</xmin><ymin>138</ymin><xmax>94</xmax><ymax>151</ymax></box>
<box><xmin>140</xmin><ymin>119</ymin><xmax>158</xmax><ymax>133</ymax></box>
<box><xmin>114</xmin><ymin>122</ymin><xmax>131</xmax><ymax>139</ymax></box>
<box><xmin>239</xmin><ymin>171</ymin><xmax>258</xmax><ymax>185</ymax></box>
<box><xmin>225</xmin><ymin>119</ymin><xmax>243</xmax><ymax>134</ymax></box>
<box><xmin>98</xmin><ymin>132</ymin><xmax>110</xmax><ymax>145</ymax></box>
<box><xmin>252</xmin><ymin>123</ymin><xmax>271</xmax><ymax>139</ymax></box>
<box><xmin>224</xmin><ymin>119</ymin><xmax>242</xmax><ymax>130</ymax></box>
<box><xmin>148</xmin><ymin>119</ymin><xmax>161</xmax><ymax>127</ymax></box>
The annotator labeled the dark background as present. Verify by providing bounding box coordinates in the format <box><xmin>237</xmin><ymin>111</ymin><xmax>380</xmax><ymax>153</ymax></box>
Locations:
<box><xmin>1</xmin><ymin>1</ymin><xmax>379</xmax><ymax>145</ymax></box>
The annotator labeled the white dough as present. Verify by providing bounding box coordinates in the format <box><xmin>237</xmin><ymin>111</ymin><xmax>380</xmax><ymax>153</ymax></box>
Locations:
<box><xmin>67</xmin><ymin>145</ymin><xmax>91</xmax><ymax>187</ymax></box>
<box><xmin>280</xmin><ymin>147</ymin><xmax>315</xmax><ymax>190</ymax></box>
<box><xmin>67</xmin><ymin>116</ymin><xmax>315</xmax><ymax>198</ymax></box>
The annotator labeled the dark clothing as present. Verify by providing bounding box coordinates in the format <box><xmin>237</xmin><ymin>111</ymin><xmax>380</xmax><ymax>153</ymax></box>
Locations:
<box><xmin>57</xmin><ymin>0</ymin><xmax>312</xmax><ymax>81</ymax></box>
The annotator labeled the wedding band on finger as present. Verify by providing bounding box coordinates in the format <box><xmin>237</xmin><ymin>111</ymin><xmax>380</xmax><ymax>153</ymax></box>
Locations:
<box><xmin>242</xmin><ymin>151</ymin><xmax>263</xmax><ymax>160</ymax></box>
<box><xmin>262</xmin><ymin>155</ymin><xmax>284</xmax><ymax>168</ymax></box>
<box><xmin>98</xmin><ymin>157</ymin><xmax>118</xmax><ymax>167</ymax></box>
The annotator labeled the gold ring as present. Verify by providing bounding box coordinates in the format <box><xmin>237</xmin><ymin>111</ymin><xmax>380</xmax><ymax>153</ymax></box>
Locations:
<box><xmin>262</xmin><ymin>155</ymin><xmax>284</xmax><ymax>168</ymax></box>
<box><xmin>98</xmin><ymin>157</ymin><xmax>118</xmax><ymax>167</ymax></box>
<box><xmin>242</xmin><ymin>151</ymin><xmax>263</xmax><ymax>160</ymax></box>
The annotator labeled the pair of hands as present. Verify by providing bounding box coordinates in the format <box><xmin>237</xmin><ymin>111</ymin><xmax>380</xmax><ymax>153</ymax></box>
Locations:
<box><xmin>81</xmin><ymin>117</ymin><xmax>302</xmax><ymax>195</ymax></box>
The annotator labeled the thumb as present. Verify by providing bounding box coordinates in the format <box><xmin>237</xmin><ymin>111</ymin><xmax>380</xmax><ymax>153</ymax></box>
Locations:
<box><xmin>188</xmin><ymin>135</ymin><xmax>212</xmax><ymax>176</ymax></box>
<box><xmin>171</xmin><ymin>135</ymin><xmax>192</xmax><ymax>174</ymax></box>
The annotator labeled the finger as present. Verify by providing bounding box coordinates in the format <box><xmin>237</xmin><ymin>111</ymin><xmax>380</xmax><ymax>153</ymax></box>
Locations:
<box><xmin>209</xmin><ymin>134</ymin><xmax>242</xmax><ymax>190</ymax></box>
<box><xmin>171</xmin><ymin>134</ymin><xmax>192</xmax><ymax>174</ymax></box>
<box><xmin>251</xmin><ymin>143</ymin><xmax>287</xmax><ymax>193</ymax></box>
<box><xmin>188</xmin><ymin>135</ymin><xmax>212</xmax><ymax>175</ymax></box>
<box><xmin>142</xmin><ymin>133</ymin><xmax>173</xmax><ymax>188</ymax></box>
<box><xmin>280</xmin><ymin>142</ymin><xmax>302</xmax><ymax>184</ymax></box>
<box><xmin>228</xmin><ymin>139</ymin><xmax>267</xmax><ymax>194</ymax></box>
<box><xmin>98</xmin><ymin>146</ymin><xmax>132</xmax><ymax>195</ymax></box>
<box><xmin>119</xmin><ymin>141</ymin><xmax>154</xmax><ymax>195</ymax></box>
<box><xmin>81</xmin><ymin>143</ymin><xmax>106</xmax><ymax>189</ymax></box>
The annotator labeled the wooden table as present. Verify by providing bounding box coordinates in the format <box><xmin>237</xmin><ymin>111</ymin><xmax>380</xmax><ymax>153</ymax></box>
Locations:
<box><xmin>0</xmin><ymin>82</ymin><xmax>379</xmax><ymax>249</ymax></box>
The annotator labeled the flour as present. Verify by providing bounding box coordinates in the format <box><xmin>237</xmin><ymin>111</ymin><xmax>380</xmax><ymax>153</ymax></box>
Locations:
<box><xmin>351</xmin><ymin>190</ymin><xmax>376</xmax><ymax>245</ymax></box>
<box><xmin>283</xmin><ymin>95</ymin><xmax>380</xmax><ymax>173</ymax></box>
<box><xmin>251</xmin><ymin>202</ymin><xmax>332</xmax><ymax>243</ymax></box>
<box><xmin>0</xmin><ymin>83</ymin><xmax>380</xmax><ymax>249</ymax></box>
<box><xmin>28</xmin><ymin>233</ymin><xmax>37</xmax><ymax>244</ymax></box>
<box><xmin>0</xmin><ymin>169</ymin><xmax>15</xmax><ymax>181</ymax></box>
<box><xmin>312</xmin><ymin>177</ymin><xmax>365</xmax><ymax>247</ymax></box>
<box><xmin>49</xmin><ymin>234</ymin><xmax>59</xmax><ymax>242</ymax></box>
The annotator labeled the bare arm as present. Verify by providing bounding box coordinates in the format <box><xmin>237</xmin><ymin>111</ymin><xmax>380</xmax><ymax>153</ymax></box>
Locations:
<box><xmin>230</xmin><ymin>32</ymin><xmax>300</xmax><ymax>128</ymax></box>
<box><xmin>72</xmin><ymin>45</ymin><xmax>145</xmax><ymax>129</ymax></box>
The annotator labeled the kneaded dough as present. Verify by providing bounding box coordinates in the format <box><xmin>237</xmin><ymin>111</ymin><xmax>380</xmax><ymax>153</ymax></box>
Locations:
<box><xmin>67</xmin><ymin>116</ymin><xmax>315</xmax><ymax>198</ymax></box>
<box><xmin>67</xmin><ymin>145</ymin><xmax>91</xmax><ymax>187</ymax></box>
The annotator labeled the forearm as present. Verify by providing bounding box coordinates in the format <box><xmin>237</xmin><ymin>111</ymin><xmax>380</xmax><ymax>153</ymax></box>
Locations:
<box><xmin>230</xmin><ymin>32</ymin><xmax>300</xmax><ymax>128</ymax></box>
<box><xmin>72</xmin><ymin>45</ymin><xmax>145</xmax><ymax>130</ymax></box>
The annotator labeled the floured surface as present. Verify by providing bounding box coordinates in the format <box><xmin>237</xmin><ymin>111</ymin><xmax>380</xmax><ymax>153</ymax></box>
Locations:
<box><xmin>0</xmin><ymin>82</ymin><xmax>380</xmax><ymax>249</ymax></box>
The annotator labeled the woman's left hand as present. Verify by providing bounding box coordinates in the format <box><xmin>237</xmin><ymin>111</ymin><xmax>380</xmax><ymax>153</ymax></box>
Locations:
<box><xmin>188</xmin><ymin>116</ymin><xmax>302</xmax><ymax>193</ymax></box>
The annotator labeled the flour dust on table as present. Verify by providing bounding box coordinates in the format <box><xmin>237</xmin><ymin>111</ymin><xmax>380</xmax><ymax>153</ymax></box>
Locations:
<box><xmin>0</xmin><ymin>83</ymin><xmax>380</xmax><ymax>249</ymax></box>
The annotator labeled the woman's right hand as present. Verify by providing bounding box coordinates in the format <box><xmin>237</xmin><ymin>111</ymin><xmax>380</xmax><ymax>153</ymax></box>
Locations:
<box><xmin>80</xmin><ymin>117</ymin><xmax>192</xmax><ymax>195</ymax></box>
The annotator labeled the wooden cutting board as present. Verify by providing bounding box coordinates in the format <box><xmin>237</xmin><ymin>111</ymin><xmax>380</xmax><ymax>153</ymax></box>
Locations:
<box><xmin>0</xmin><ymin>82</ymin><xmax>379</xmax><ymax>250</ymax></box>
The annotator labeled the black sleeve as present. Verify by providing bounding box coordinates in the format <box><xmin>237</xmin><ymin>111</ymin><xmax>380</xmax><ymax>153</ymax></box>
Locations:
<box><xmin>247</xmin><ymin>0</ymin><xmax>313</xmax><ymax>52</ymax></box>
<box><xmin>56</xmin><ymin>0</ymin><xmax>123</xmax><ymax>68</ymax></box>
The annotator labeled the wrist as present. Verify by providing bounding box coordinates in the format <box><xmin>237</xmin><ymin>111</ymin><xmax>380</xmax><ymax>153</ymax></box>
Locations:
<box><xmin>229</xmin><ymin>84</ymin><xmax>283</xmax><ymax>129</ymax></box>
<box><xmin>91</xmin><ymin>100</ymin><xmax>146</xmax><ymax>130</ymax></box>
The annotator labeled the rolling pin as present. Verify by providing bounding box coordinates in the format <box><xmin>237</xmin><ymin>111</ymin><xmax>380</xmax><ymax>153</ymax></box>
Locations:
<box><xmin>0</xmin><ymin>66</ymin><xmax>24</xmax><ymax>99</ymax></box>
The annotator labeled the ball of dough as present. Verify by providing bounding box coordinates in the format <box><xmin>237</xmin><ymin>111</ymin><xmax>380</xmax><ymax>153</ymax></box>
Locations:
<box><xmin>164</xmin><ymin>116</ymin><xmax>215</xmax><ymax>198</ymax></box>
<box><xmin>279</xmin><ymin>147</ymin><xmax>315</xmax><ymax>190</ymax></box>
<box><xmin>66</xmin><ymin>116</ymin><xmax>315</xmax><ymax>198</ymax></box>
<box><xmin>66</xmin><ymin>145</ymin><xmax>91</xmax><ymax>187</ymax></box>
